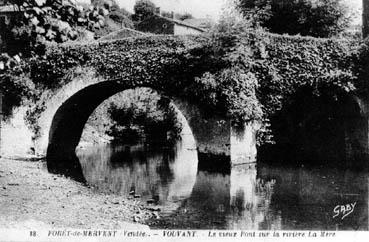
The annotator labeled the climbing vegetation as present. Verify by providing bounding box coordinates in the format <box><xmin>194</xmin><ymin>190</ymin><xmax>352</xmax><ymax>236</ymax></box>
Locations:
<box><xmin>2</xmin><ymin>31</ymin><xmax>365</xmax><ymax>144</ymax></box>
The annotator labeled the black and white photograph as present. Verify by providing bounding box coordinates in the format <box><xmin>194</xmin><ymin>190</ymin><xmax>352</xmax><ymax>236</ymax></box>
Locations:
<box><xmin>0</xmin><ymin>0</ymin><xmax>368</xmax><ymax>241</ymax></box>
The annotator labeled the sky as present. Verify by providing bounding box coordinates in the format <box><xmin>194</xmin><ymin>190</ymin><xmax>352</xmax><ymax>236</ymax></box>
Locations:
<box><xmin>116</xmin><ymin>0</ymin><xmax>228</xmax><ymax>19</ymax></box>
<box><xmin>78</xmin><ymin>0</ymin><xmax>363</xmax><ymax>23</ymax></box>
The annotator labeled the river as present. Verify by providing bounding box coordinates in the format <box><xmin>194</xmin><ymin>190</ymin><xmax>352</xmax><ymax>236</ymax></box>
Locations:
<box><xmin>76</xmin><ymin>134</ymin><xmax>369</xmax><ymax>230</ymax></box>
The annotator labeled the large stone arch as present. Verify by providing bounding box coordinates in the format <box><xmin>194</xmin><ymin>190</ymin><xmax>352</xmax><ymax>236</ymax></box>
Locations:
<box><xmin>32</xmin><ymin>69</ymin><xmax>259</xmax><ymax>181</ymax></box>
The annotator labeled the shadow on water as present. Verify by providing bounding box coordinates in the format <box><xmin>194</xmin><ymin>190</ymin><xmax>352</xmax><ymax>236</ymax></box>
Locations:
<box><xmin>197</xmin><ymin>153</ymin><xmax>231</xmax><ymax>174</ymax></box>
<box><xmin>46</xmin><ymin>144</ymin><xmax>87</xmax><ymax>183</ymax></box>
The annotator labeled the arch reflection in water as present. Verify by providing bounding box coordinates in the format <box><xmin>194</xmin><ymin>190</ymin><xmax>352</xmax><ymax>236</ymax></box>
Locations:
<box><xmin>76</xmin><ymin>133</ymin><xmax>198</xmax><ymax>213</ymax></box>
<box><xmin>228</xmin><ymin>166</ymin><xmax>280</xmax><ymax>230</ymax></box>
<box><xmin>152</xmin><ymin>163</ymin><xmax>369</xmax><ymax>230</ymax></box>
<box><xmin>151</xmin><ymin>165</ymin><xmax>278</xmax><ymax>229</ymax></box>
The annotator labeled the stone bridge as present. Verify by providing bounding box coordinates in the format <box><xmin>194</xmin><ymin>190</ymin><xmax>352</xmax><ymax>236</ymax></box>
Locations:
<box><xmin>42</xmin><ymin>75</ymin><xmax>259</xmax><ymax>180</ymax></box>
<box><xmin>0</xmin><ymin>35</ymin><xmax>262</xmax><ymax>180</ymax></box>
<box><xmin>1</xmin><ymin>33</ymin><xmax>369</xmax><ymax>180</ymax></box>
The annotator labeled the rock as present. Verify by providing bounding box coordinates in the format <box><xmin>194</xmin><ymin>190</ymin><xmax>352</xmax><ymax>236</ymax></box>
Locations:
<box><xmin>133</xmin><ymin>194</ymin><xmax>141</xmax><ymax>198</ymax></box>
<box><xmin>129</xmin><ymin>191</ymin><xmax>135</xmax><ymax>196</ymax></box>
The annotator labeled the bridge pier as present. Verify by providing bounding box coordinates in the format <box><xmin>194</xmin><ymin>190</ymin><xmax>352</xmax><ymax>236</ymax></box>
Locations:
<box><xmin>231</xmin><ymin>123</ymin><xmax>260</xmax><ymax>166</ymax></box>
<box><xmin>192</xmin><ymin>119</ymin><xmax>260</xmax><ymax>166</ymax></box>
<box><xmin>173</xmin><ymin>99</ymin><xmax>260</xmax><ymax>171</ymax></box>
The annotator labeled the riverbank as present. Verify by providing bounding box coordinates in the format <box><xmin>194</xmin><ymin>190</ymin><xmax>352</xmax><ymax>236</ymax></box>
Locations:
<box><xmin>0</xmin><ymin>158</ymin><xmax>155</xmax><ymax>230</ymax></box>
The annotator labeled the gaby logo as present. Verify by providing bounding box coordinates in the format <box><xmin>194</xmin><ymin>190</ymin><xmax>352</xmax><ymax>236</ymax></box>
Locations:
<box><xmin>333</xmin><ymin>202</ymin><xmax>357</xmax><ymax>220</ymax></box>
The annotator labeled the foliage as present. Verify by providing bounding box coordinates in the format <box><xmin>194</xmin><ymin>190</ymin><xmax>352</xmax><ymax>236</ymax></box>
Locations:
<box><xmin>132</xmin><ymin>0</ymin><xmax>156</xmax><ymax>22</ymax></box>
<box><xmin>108</xmin><ymin>9</ymin><xmax>133</xmax><ymax>28</ymax></box>
<box><xmin>106</xmin><ymin>90</ymin><xmax>182</xmax><ymax>145</ymax></box>
<box><xmin>0</xmin><ymin>63</ymin><xmax>36</xmax><ymax>117</ymax></box>
<box><xmin>233</xmin><ymin>0</ymin><xmax>272</xmax><ymax>29</ymax></box>
<box><xmin>236</xmin><ymin>0</ymin><xmax>352</xmax><ymax>37</ymax></box>
<box><xmin>161</xmin><ymin>11</ymin><xmax>173</xmax><ymax>19</ymax></box>
<box><xmin>92</xmin><ymin>0</ymin><xmax>119</xmax><ymax>11</ymax></box>
<box><xmin>4</xmin><ymin>32</ymin><xmax>364</xmax><ymax>145</ymax></box>
<box><xmin>0</xmin><ymin>0</ymin><xmax>109</xmax><ymax>70</ymax></box>
<box><xmin>94</xmin><ymin>17</ymin><xmax>133</xmax><ymax>38</ymax></box>
<box><xmin>0</xmin><ymin>0</ymin><xmax>111</xmax><ymax>117</ymax></box>
<box><xmin>211</xmin><ymin>2</ymin><xmax>262</xmax><ymax>35</ymax></box>
<box><xmin>92</xmin><ymin>0</ymin><xmax>134</xmax><ymax>36</ymax></box>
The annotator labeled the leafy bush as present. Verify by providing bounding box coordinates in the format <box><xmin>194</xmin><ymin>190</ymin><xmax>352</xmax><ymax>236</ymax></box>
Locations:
<box><xmin>132</xmin><ymin>0</ymin><xmax>156</xmax><ymax>22</ymax></box>
<box><xmin>236</xmin><ymin>0</ymin><xmax>352</xmax><ymax>37</ymax></box>
<box><xmin>1</xmin><ymin>0</ymin><xmax>109</xmax><ymax>56</ymax></box>
<box><xmin>0</xmin><ymin>64</ymin><xmax>36</xmax><ymax>118</ymax></box>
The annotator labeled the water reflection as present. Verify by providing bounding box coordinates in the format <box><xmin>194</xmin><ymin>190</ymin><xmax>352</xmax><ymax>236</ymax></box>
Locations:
<box><xmin>257</xmin><ymin>165</ymin><xmax>369</xmax><ymax>230</ymax></box>
<box><xmin>228</xmin><ymin>166</ymin><xmax>278</xmax><ymax>230</ymax></box>
<box><xmin>76</xmin><ymin>134</ymin><xmax>198</xmax><ymax>212</ymax></box>
<box><xmin>76</xmin><ymin>137</ymin><xmax>369</xmax><ymax>230</ymax></box>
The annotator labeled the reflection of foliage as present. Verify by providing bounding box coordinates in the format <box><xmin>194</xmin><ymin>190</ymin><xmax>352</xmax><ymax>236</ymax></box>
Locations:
<box><xmin>105</xmin><ymin>89</ymin><xmax>182</xmax><ymax>145</ymax></box>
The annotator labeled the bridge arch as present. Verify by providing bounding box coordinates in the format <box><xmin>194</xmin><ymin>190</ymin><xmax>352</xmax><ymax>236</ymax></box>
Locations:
<box><xmin>33</xmin><ymin>70</ymin><xmax>258</xmax><ymax>181</ymax></box>
<box><xmin>258</xmin><ymin>86</ymin><xmax>369</xmax><ymax>168</ymax></box>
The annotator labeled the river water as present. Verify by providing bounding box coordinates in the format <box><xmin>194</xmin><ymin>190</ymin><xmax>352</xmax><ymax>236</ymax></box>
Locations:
<box><xmin>76</xmin><ymin>134</ymin><xmax>369</xmax><ymax>230</ymax></box>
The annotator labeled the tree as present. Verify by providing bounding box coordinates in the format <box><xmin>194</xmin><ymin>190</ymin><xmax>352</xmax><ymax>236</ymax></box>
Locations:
<box><xmin>108</xmin><ymin>8</ymin><xmax>133</xmax><ymax>27</ymax></box>
<box><xmin>161</xmin><ymin>10</ymin><xmax>173</xmax><ymax>18</ymax></box>
<box><xmin>0</xmin><ymin>0</ymin><xmax>110</xmax><ymax>117</ymax></box>
<box><xmin>92</xmin><ymin>0</ymin><xmax>120</xmax><ymax>12</ymax></box>
<box><xmin>0</xmin><ymin>0</ymin><xmax>109</xmax><ymax>70</ymax></box>
<box><xmin>132</xmin><ymin>0</ymin><xmax>156</xmax><ymax>22</ymax></box>
<box><xmin>236</xmin><ymin>0</ymin><xmax>351</xmax><ymax>37</ymax></box>
<box><xmin>92</xmin><ymin>0</ymin><xmax>134</xmax><ymax>37</ymax></box>
<box><xmin>211</xmin><ymin>1</ymin><xmax>255</xmax><ymax>34</ymax></box>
